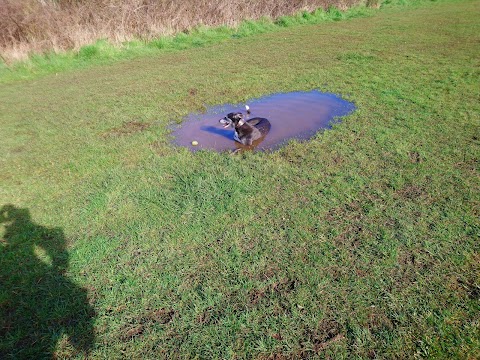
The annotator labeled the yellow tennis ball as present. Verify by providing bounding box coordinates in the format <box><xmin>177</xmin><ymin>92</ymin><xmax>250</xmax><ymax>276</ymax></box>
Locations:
<box><xmin>191</xmin><ymin>140</ymin><xmax>198</xmax><ymax>146</ymax></box>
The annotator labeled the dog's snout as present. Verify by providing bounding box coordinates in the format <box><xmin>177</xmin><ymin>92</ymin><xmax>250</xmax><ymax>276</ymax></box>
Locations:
<box><xmin>219</xmin><ymin>116</ymin><xmax>232</xmax><ymax>128</ymax></box>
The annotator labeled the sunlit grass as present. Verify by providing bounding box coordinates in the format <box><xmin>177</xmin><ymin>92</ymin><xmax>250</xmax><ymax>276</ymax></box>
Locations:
<box><xmin>0</xmin><ymin>0</ymin><xmax>479</xmax><ymax>358</ymax></box>
<box><xmin>0</xmin><ymin>0</ymin><xmax>433</xmax><ymax>84</ymax></box>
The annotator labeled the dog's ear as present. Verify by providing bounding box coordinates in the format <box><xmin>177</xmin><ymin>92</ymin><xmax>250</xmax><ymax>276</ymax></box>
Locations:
<box><xmin>227</xmin><ymin>112</ymin><xmax>244</xmax><ymax>122</ymax></box>
<box><xmin>233</xmin><ymin>112</ymin><xmax>244</xmax><ymax>121</ymax></box>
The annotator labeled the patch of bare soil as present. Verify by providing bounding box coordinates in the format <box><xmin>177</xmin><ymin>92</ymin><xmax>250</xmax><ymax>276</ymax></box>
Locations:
<box><xmin>120</xmin><ymin>308</ymin><xmax>176</xmax><ymax>341</ymax></box>
<box><xmin>102</xmin><ymin>121</ymin><xmax>150</xmax><ymax>137</ymax></box>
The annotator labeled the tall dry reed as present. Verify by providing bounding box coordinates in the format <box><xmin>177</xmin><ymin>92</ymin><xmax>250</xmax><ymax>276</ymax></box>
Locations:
<box><xmin>0</xmin><ymin>0</ymin><xmax>361</xmax><ymax>63</ymax></box>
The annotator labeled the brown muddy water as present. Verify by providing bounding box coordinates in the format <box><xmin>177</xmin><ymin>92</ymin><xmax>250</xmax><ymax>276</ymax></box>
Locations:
<box><xmin>171</xmin><ymin>91</ymin><xmax>355</xmax><ymax>152</ymax></box>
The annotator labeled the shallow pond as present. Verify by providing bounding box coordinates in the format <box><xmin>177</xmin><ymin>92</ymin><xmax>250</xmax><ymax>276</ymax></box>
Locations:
<box><xmin>171</xmin><ymin>90</ymin><xmax>355</xmax><ymax>152</ymax></box>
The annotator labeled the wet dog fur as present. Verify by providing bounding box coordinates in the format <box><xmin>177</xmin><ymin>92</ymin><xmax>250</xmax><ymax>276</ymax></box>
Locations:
<box><xmin>219</xmin><ymin>112</ymin><xmax>271</xmax><ymax>146</ymax></box>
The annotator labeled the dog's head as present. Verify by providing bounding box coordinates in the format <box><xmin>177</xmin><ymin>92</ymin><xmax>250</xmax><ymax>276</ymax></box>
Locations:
<box><xmin>219</xmin><ymin>112</ymin><xmax>244</xmax><ymax>129</ymax></box>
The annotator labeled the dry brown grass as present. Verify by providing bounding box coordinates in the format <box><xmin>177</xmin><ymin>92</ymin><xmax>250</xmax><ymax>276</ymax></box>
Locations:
<box><xmin>0</xmin><ymin>0</ymin><xmax>361</xmax><ymax>63</ymax></box>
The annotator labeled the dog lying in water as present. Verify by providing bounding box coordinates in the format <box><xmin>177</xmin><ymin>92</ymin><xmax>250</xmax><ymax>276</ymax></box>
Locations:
<box><xmin>219</xmin><ymin>108</ymin><xmax>271</xmax><ymax>146</ymax></box>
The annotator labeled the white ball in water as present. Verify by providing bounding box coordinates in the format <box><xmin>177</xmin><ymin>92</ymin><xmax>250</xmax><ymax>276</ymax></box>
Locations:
<box><xmin>191</xmin><ymin>140</ymin><xmax>198</xmax><ymax>146</ymax></box>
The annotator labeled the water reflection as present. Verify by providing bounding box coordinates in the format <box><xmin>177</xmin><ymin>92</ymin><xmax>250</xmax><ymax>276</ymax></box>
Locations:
<box><xmin>172</xmin><ymin>91</ymin><xmax>355</xmax><ymax>152</ymax></box>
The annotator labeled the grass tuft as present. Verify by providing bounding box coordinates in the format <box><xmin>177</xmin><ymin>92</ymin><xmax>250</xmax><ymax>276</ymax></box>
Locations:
<box><xmin>77</xmin><ymin>44</ymin><xmax>100</xmax><ymax>59</ymax></box>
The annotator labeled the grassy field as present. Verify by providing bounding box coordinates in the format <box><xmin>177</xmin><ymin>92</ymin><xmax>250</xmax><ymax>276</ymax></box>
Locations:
<box><xmin>1</xmin><ymin>0</ymin><xmax>479</xmax><ymax>358</ymax></box>
<box><xmin>0</xmin><ymin>2</ymin><xmax>378</xmax><ymax>84</ymax></box>
<box><xmin>1</xmin><ymin>0</ymin><xmax>361</xmax><ymax>64</ymax></box>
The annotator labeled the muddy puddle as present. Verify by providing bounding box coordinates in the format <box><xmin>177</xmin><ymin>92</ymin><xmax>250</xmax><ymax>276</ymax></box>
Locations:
<box><xmin>171</xmin><ymin>91</ymin><xmax>355</xmax><ymax>152</ymax></box>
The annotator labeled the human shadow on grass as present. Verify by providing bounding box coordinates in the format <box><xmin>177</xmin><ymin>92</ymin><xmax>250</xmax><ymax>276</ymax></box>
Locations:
<box><xmin>0</xmin><ymin>205</ymin><xmax>94</xmax><ymax>359</ymax></box>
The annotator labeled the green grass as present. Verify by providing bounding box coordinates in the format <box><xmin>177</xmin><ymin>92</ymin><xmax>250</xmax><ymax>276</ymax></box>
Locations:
<box><xmin>1</xmin><ymin>0</ymin><xmax>479</xmax><ymax>358</ymax></box>
<box><xmin>0</xmin><ymin>0</ymin><xmax>436</xmax><ymax>85</ymax></box>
